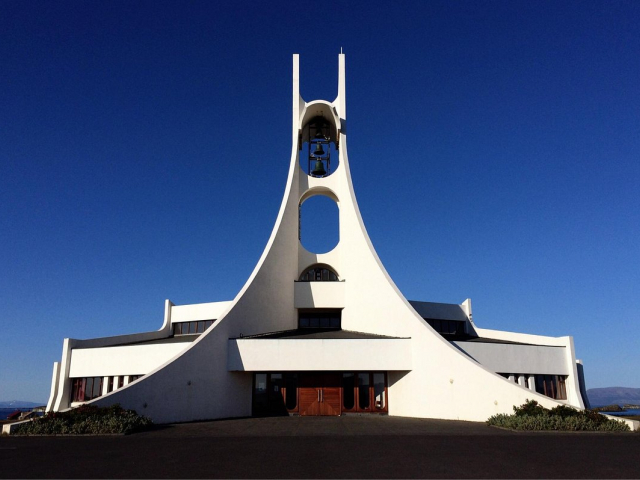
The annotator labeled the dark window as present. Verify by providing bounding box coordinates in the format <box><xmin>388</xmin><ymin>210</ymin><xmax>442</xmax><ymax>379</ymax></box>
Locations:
<box><xmin>71</xmin><ymin>378</ymin><xmax>85</xmax><ymax>402</ymax></box>
<box><xmin>342</xmin><ymin>373</ymin><xmax>355</xmax><ymax>410</ymax></box>
<box><xmin>174</xmin><ymin>320</ymin><xmax>216</xmax><ymax>336</ymax></box>
<box><xmin>373</xmin><ymin>373</ymin><xmax>386</xmax><ymax>410</ymax></box>
<box><xmin>358</xmin><ymin>373</ymin><xmax>370</xmax><ymax>410</ymax></box>
<box><xmin>91</xmin><ymin>377</ymin><xmax>102</xmax><ymax>399</ymax></box>
<box><xmin>72</xmin><ymin>377</ymin><xmax>103</xmax><ymax>402</ymax></box>
<box><xmin>534</xmin><ymin>375</ymin><xmax>567</xmax><ymax>400</ymax></box>
<box><xmin>426</xmin><ymin>319</ymin><xmax>465</xmax><ymax>336</ymax></box>
<box><xmin>299</xmin><ymin>265</ymin><xmax>339</xmax><ymax>281</ymax></box>
<box><xmin>72</xmin><ymin>375</ymin><xmax>145</xmax><ymax>402</ymax></box>
<box><xmin>253</xmin><ymin>373</ymin><xmax>268</xmax><ymax>415</ymax></box>
<box><xmin>285</xmin><ymin>374</ymin><xmax>298</xmax><ymax>410</ymax></box>
<box><xmin>298</xmin><ymin>310</ymin><xmax>341</xmax><ymax>329</ymax></box>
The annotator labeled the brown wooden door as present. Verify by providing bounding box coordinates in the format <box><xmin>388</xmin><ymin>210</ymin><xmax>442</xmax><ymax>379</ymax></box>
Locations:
<box><xmin>299</xmin><ymin>374</ymin><xmax>321</xmax><ymax>416</ymax></box>
<box><xmin>298</xmin><ymin>373</ymin><xmax>341</xmax><ymax>416</ymax></box>
<box><xmin>320</xmin><ymin>373</ymin><xmax>341</xmax><ymax>416</ymax></box>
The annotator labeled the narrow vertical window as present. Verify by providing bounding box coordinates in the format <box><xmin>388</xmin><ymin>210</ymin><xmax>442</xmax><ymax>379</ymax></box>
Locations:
<box><xmin>342</xmin><ymin>373</ymin><xmax>355</xmax><ymax>410</ymax></box>
<box><xmin>373</xmin><ymin>373</ymin><xmax>386</xmax><ymax>410</ymax></box>
<box><xmin>358</xmin><ymin>373</ymin><xmax>370</xmax><ymax>410</ymax></box>
<box><xmin>285</xmin><ymin>374</ymin><xmax>298</xmax><ymax>410</ymax></box>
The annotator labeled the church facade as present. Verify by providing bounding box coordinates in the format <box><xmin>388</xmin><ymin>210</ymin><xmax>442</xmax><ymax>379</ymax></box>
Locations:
<box><xmin>46</xmin><ymin>54</ymin><xmax>589</xmax><ymax>423</ymax></box>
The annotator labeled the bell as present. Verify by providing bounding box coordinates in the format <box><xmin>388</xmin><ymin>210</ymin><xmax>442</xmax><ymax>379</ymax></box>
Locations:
<box><xmin>315</xmin><ymin>127</ymin><xmax>325</xmax><ymax>140</ymax></box>
<box><xmin>311</xmin><ymin>159</ymin><xmax>326</xmax><ymax>176</ymax></box>
<box><xmin>313</xmin><ymin>143</ymin><xmax>325</xmax><ymax>156</ymax></box>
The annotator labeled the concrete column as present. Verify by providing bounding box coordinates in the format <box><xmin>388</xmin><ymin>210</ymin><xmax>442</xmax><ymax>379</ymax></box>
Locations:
<box><xmin>102</xmin><ymin>376</ymin><xmax>110</xmax><ymax>396</ymax></box>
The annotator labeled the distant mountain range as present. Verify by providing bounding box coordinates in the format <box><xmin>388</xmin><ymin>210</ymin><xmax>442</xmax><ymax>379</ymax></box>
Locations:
<box><xmin>587</xmin><ymin>387</ymin><xmax>640</xmax><ymax>407</ymax></box>
<box><xmin>0</xmin><ymin>401</ymin><xmax>45</xmax><ymax>408</ymax></box>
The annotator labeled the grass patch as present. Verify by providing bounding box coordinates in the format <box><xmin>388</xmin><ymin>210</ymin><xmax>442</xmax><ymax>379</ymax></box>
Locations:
<box><xmin>487</xmin><ymin>400</ymin><xmax>631</xmax><ymax>432</ymax></box>
<box><xmin>13</xmin><ymin>404</ymin><xmax>153</xmax><ymax>435</ymax></box>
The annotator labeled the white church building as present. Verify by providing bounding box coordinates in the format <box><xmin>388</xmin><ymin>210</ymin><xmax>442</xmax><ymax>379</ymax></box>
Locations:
<box><xmin>46</xmin><ymin>54</ymin><xmax>590</xmax><ymax>423</ymax></box>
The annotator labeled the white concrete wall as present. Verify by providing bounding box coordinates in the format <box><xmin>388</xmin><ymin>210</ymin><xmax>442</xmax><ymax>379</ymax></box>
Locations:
<box><xmin>171</xmin><ymin>301</ymin><xmax>231</xmax><ymax>323</ymax></box>
<box><xmin>452</xmin><ymin>341</ymin><xmax>569</xmax><ymax>375</ymax></box>
<box><xmin>69</xmin><ymin>342</ymin><xmax>193</xmax><ymax>377</ymax></box>
<box><xmin>228</xmin><ymin>338</ymin><xmax>412</xmax><ymax>371</ymax></box>
<box><xmin>293</xmin><ymin>281</ymin><xmax>345</xmax><ymax>308</ymax></box>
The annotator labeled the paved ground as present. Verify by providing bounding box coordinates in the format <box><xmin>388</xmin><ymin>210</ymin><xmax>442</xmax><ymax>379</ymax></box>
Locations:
<box><xmin>1</xmin><ymin>416</ymin><xmax>638</xmax><ymax>478</ymax></box>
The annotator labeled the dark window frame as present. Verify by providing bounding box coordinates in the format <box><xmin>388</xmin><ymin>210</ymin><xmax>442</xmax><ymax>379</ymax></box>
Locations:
<box><xmin>298</xmin><ymin>265</ymin><xmax>340</xmax><ymax>282</ymax></box>
<box><xmin>173</xmin><ymin>319</ymin><xmax>216</xmax><ymax>336</ymax></box>
<box><xmin>425</xmin><ymin>318</ymin><xmax>466</xmax><ymax>336</ymax></box>
<box><xmin>298</xmin><ymin>309</ymin><xmax>342</xmax><ymax>329</ymax></box>
<box><xmin>534</xmin><ymin>374</ymin><xmax>567</xmax><ymax>400</ymax></box>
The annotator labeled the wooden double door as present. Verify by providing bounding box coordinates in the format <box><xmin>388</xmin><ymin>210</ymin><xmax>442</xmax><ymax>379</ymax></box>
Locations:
<box><xmin>298</xmin><ymin>373</ymin><xmax>341</xmax><ymax>416</ymax></box>
<box><xmin>252</xmin><ymin>372</ymin><xmax>388</xmax><ymax>417</ymax></box>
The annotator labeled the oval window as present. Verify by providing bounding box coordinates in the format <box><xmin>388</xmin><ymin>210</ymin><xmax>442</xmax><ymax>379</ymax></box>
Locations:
<box><xmin>299</xmin><ymin>195</ymin><xmax>339</xmax><ymax>253</ymax></box>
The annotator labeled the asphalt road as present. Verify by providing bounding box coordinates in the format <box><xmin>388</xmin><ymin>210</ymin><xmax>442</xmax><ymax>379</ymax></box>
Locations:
<box><xmin>1</xmin><ymin>416</ymin><xmax>638</xmax><ymax>478</ymax></box>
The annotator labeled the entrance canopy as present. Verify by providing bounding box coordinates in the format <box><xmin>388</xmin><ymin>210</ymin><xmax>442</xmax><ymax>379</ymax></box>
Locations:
<box><xmin>227</xmin><ymin>330</ymin><xmax>412</xmax><ymax>372</ymax></box>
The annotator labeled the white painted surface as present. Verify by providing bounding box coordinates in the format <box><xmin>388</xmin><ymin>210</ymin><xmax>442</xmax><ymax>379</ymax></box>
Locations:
<box><xmin>228</xmin><ymin>338</ymin><xmax>412</xmax><ymax>371</ymax></box>
<box><xmin>452</xmin><ymin>341</ymin><xmax>569</xmax><ymax>375</ymax></box>
<box><xmin>171</xmin><ymin>301</ymin><xmax>231</xmax><ymax>323</ymax></box>
<box><xmin>69</xmin><ymin>342</ymin><xmax>193</xmax><ymax>377</ymax></box>
<box><xmin>45</xmin><ymin>362</ymin><xmax>60</xmax><ymax>412</ymax></box>
<box><xmin>293</xmin><ymin>281</ymin><xmax>345</xmax><ymax>308</ymax></box>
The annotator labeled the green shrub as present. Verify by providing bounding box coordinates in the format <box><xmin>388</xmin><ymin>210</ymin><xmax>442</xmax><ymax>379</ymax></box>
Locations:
<box><xmin>549</xmin><ymin>404</ymin><xmax>580</xmax><ymax>418</ymax></box>
<box><xmin>488</xmin><ymin>400</ymin><xmax>630</xmax><ymax>432</ymax></box>
<box><xmin>13</xmin><ymin>404</ymin><xmax>153</xmax><ymax>435</ymax></box>
<box><xmin>513</xmin><ymin>399</ymin><xmax>548</xmax><ymax>417</ymax></box>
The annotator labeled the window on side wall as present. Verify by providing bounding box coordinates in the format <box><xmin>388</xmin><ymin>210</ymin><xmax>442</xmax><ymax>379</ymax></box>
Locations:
<box><xmin>535</xmin><ymin>374</ymin><xmax>567</xmax><ymax>400</ymax></box>
<box><xmin>173</xmin><ymin>319</ymin><xmax>216</xmax><ymax>336</ymax></box>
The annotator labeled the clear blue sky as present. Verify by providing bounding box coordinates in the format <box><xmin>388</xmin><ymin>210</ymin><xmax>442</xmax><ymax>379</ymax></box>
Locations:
<box><xmin>1</xmin><ymin>1</ymin><xmax>638</xmax><ymax>403</ymax></box>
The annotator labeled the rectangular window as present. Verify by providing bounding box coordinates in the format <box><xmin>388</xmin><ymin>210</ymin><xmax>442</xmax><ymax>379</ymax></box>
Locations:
<box><xmin>253</xmin><ymin>373</ymin><xmax>268</xmax><ymax>415</ymax></box>
<box><xmin>373</xmin><ymin>373</ymin><xmax>386</xmax><ymax>410</ymax></box>
<box><xmin>174</xmin><ymin>320</ymin><xmax>216</xmax><ymax>336</ymax></box>
<box><xmin>426</xmin><ymin>319</ymin><xmax>465</xmax><ymax>336</ymax></box>
<box><xmin>342</xmin><ymin>373</ymin><xmax>355</xmax><ymax>411</ymax></box>
<box><xmin>357</xmin><ymin>373</ymin><xmax>370</xmax><ymax>410</ymax></box>
<box><xmin>298</xmin><ymin>310</ymin><xmax>342</xmax><ymax>329</ymax></box>
<box><xmin>92</xmin><ymin>377</ymin><xmax>103</xmax><ymax>399</ymax></box>
<box><xmin>534</xmin><ymin>375</ymin><xmax>567</xmax><ymax>400</ymax></box>
<box><xmin>285</xmin><ymin>373</ymin><xmax>298</xmax><ymax>410</ymax></box>
<box><xmin>71</xmin><ymin>378</ymin><xmax>85</xmax><ymax>402</ymax></box>
<box><xmin>73</xmin><ymin>377</ymin><xmax>104</xmax><ymax>401</ymax></box>
<box><xmin>557</xmin><ymin>376</ymin><xmax>567</xmax><ymax>399</ymax></box>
